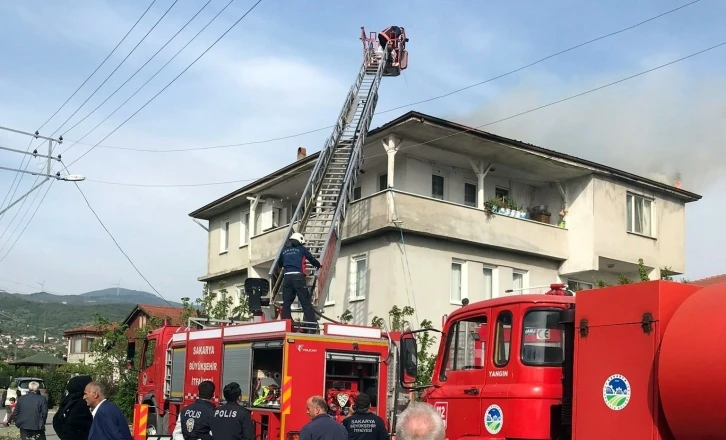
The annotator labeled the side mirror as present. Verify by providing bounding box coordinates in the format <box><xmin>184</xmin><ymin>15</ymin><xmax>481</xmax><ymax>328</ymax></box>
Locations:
<box><xmin>399</xmin><ymin>335</ymin><xmax>418</xmax><ymax>386</ymax></box>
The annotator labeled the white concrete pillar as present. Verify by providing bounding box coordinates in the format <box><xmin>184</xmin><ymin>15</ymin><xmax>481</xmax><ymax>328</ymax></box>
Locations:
<box><xmin>247</xmin><ymin>195</ymin><xmax>262</xmax><ymax>261</ymax></box>
<box><xmin>382</xmin><ymin>136</ymin><xmax>402</xmax><ymax>188</ymax></box>
<box><xmin>469</xmin><ymin>159</ymin><xmax>493</xmax><ymax>210</ymax></box>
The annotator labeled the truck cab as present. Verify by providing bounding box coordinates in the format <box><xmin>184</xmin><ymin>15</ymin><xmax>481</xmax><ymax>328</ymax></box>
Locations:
<box><xmin>402</xmin><ymin>294</ymin><xmax>574</xmax><ymax>440</ymax></box>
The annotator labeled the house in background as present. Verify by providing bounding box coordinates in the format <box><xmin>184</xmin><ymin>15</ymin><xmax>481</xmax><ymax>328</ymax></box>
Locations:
<box><xmin>691</xmin><ymin>274</ymin><xmax>726</xmax><ymax>287</ymax></box>
<box><xmin>63</xmin><ymin>324</ymin><xmax>115</xmax><ymax>365</ymax></box>
<box><xmin>64</xmin><ymin>304</ymin><xmax>184</xmax><ymax>365</ymax></box>
<box><xmin>189</xmin><ymin>110</ymin><xmax>702</xmax><ymax>328</ymax></box>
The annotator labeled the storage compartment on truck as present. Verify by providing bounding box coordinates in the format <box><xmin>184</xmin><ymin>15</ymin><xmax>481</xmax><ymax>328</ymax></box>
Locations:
<box><xmin>325</xmin><ymin>352</ymin><xmax>380</xmax><ymax>419</ymax></box>
<box><xmin>251</xmin><ymin>340</ymin><xmax>283</xmax><ymax>410</ymax></box>
<box><xmin>222</xmin><ymin>343</ymin><xmax>252</xmax><ymax>406</ymax></box>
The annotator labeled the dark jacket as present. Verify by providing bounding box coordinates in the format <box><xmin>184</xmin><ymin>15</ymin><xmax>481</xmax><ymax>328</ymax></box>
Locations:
<box><xmin>180</xmin><ymin>399</ymin><xmax>215</xmax><ymax>440</ymax></box>
<box><xmin>342</xmin><ymin>412</ymin><xmax>389</xmax><ymax>440</ymax></box>
<box><xmin>53</xmin><ymin>375</ymin><xmax>93</xmax><ymax>440</ymax></box>
<box><xmin>88</xmin><ymin>400</ymin><xmax>132</xmax><ymax>440</ymax></box>
<box><xmin>12</xmin><ymin>390</ymin><xmax>48</xmax><ymax>431</ymax></box>
<box><xmin>279</xmin><ymin>240</ymin><xmax>321</xmax><ymax>274</ymax></box>
<box><xmin>209</xmin><ymin>401</ymin><xmax>254</xmax><ymax>440</ymax></box>
<box><xmin>300</xmin><ymin>414</ymin><xmax>348</xmax><ymax>440</ymax></box>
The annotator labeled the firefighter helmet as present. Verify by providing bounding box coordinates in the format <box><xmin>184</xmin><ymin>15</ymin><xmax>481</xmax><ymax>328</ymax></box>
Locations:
<box><xmin>290</xmin><ymin>232</ymin><xmax>305</xmax><ymax>245</ymax></box>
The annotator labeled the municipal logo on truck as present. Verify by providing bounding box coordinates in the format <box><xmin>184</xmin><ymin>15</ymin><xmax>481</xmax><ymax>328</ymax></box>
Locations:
<box><xmin>484</xmin><ymin>404</ymin><xmax>503</xmax><ymax>434</ymax></box>
<box><xmin>603</xmin><ymin>374</ymin><xmax>631</xmax><ymax>410</ymax></box>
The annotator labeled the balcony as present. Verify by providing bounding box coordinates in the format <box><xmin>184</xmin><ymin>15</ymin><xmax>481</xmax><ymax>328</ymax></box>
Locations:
<box><xmin>344</xmin><ymin>190</ymin><xmax>569</xmax><ymax>260</ymax></box>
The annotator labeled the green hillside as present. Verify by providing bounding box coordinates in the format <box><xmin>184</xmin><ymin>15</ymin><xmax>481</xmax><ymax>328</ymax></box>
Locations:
<box><xmin>0</xmin><ymin>292</ymin><xmax>133</xmax><ymax>339</ymax></box>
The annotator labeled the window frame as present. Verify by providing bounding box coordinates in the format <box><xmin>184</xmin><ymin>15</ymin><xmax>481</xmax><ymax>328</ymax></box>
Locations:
<box><xmin>493</xmin><ymin>310</ymin><xmax>513</xmax><ymax>368</ymax></box>
<box><xmin>240</xmin><ymin>210</ymin><xmax>250</xmax><ymax>247</ymax></box>
<box><xmin>520</xmin><ymin>307</ymin><xmax>566</xmax><ymax>367</ymax></box>
<box><xmin>450</xmin><ymin>259</ymin><xmax>467</xmax><ymax>305</ymax></box>
<box><xmin>464</xmin><ymin>181</ymin><xmax>477</xmax><ymax>207</ymax></box>
<box><xmin>440</xmin><ymin>315</ymin><xmax>489</xmax><ymax>381</ymax></box>
<box><xmin>378</xmin><ymin>173</ymin><xmax>388</xmax><ymax>191</ymax></box>
<box><xmin>143</xmin><ymin>339</ymin><xmax>157</xmax><ymax>369</ymax></box>
<box><xmin>626</xmin><ymin>192</ymin><xmax>656</xmax><ymax>237</ymax></box>
<box><xmin>220</xmin><ymin>218</ymin><xmax>230</xmax><ymax>254</ymax></box>
<box><xmin>512</xmin><ymin>270</ymin><xmax>527</xmax><ymax>292</ymax></box>
<box><xmin>495</xmin><ymin>187</ymin><xmax>510</xmax><ymax>200</ymax></box>
<box><xmin>567</xmin><ymin>279</ymin><xmax>593</xmax><ymax>292</ymax></box>
<box><xmin>350</xmin><ymin>253</ymin><xmax>368</xmax><ymax>302</ymax></box>
<box><xmin>483</xmin><ymin>265</ymin><xmax>495</xmax><ymax>301</ymax></box>
<box><xmin>432</xmin><ymin>174</ymin><xmax>446</xmax><ymax>200</ymax></box>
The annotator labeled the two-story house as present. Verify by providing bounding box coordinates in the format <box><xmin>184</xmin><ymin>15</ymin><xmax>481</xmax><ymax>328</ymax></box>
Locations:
<box><xmin>64</xmin><ymin>324</ymin><xmax>112</xmax><ymax>365</ymax></box>
<box><xmin>189</xmin><ymin>111</ymin><xmax>701</xmax><ymax>327</ymax></box>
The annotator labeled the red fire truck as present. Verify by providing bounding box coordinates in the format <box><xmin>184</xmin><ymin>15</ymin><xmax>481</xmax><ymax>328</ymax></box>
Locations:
<box><xmin>134</xmin><ymin>280</ymin><xmax>726</xmax><ymax>440</ymax></box>
<box><xmin>132</xmin><ymin>317</ymin><xmax>413</xmax><ymax>439</ymax></box>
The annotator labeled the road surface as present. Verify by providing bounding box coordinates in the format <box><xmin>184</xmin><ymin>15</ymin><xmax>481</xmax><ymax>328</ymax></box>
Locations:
<box><xmin>0</xmin><ymin>408</ymin><xmax>58</xmax><ymax>439</ymax></box>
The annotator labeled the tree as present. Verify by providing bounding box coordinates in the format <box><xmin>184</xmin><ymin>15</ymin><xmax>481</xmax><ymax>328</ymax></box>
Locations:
<box><xmin>196</xmin><ymin>281</ymin><xmax>252</xmax><ymax>321</ymax></box>
<box><xmin>370</xmin><ymin>305</ymin><xmax>437</xmax><ymax>399</ymax></box>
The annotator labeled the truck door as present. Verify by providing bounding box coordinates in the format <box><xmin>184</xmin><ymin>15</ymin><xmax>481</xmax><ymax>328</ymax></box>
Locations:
<box><xmin>427</xmin><ymin>314</ymin><xmax>488</xmax><ymax>437</ymax></box>
<box><xmin>139</xmin><ymin>337</ymin><xmax>157</xmax><ymax>396</ymax></box>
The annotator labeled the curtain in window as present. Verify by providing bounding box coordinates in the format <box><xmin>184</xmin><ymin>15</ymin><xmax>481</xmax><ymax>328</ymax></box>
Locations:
<box><xmin>484</xmin><ymin>268</ymin><xmax>493</xmax><ymax>300</ymax></box>
<box><xmin>451</xmin><ymin>264</ymin><xmax>462</xmax><ymax>302</ymax></box>
<box><xmin>355</xmin><ymin>259</ymin><xmax>367</xmax><ymax>298</ymax></box>
<box><xmin>641</xmin><ymin>199</ymin><xmax>652</xmax><ymax>236</ymax></box>
<box><xmin>513</xmin><ymin>273</ymin><xmax>523</xmax><ymax>291</ymax></box>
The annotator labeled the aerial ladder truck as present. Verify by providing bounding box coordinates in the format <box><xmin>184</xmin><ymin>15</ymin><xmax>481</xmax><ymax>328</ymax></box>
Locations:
<box><xmin>248</xmin><ymin>27</ymin><xmax>409</xmax><ymax>324</ymax></box>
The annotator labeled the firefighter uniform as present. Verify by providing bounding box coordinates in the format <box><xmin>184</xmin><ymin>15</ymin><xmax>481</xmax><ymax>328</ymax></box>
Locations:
<box><xmin>180</xmin><ymin>399</ymin><xmax>215</xmax><ymax>440</ymax></box>
<box><xmin>210</xmin><ymin>401</ymin><xmax>255</xmax><ymax>440</ymax></box>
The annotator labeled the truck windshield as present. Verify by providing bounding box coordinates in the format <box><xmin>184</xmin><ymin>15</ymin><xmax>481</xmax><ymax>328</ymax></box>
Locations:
<box><xmin>521</xmin><ymin>309</ymin><xmax>564</xmax><ymax>367</ymax></box>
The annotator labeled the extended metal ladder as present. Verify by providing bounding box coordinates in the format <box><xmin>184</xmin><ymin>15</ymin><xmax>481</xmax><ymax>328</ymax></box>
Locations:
<box><xmin>265</xmin><ymin>30</ymin><xmax>404</xmax><ymax>319</ymax></box>
<box><xmin>163</xmin><ymin>348</ymin><xmax>172</xmax><ymax>399</ymax></box>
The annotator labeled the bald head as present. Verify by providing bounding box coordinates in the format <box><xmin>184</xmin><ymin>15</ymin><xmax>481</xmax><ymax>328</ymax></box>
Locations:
<box><xmin>396</xmin><ymin>402</ymin><xmax>445</xmax><ymax>440</ymax></box>
<box><xmin>305</xmin><ymin>395</ymin><xmax>328</xmax><ymax>420</ymax></box>
<box><xmin>83</xmin><ymin>381</ymin><xmax>105</xmax><ymax>409</ymax></box>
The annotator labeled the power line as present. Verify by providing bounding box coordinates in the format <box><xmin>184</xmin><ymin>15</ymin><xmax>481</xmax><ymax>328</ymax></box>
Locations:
<box><xmin>85</xmin><ymin>177</ymin><xmax>258</xmax><ymax>187</ymax></box>
<box><xmin>57</xmin><ymin>0</ymin><xmax>213</xmax><ymax>147</ymax></box>
<box><xmin>79</xmin><ymin>39</ymin><xmax>726</xmax><ymax>189</ymax></box>
<box><xmin>0</xmin><ymin>136</ymin><xmax>36</xmax><ymax>221</ymax></box>
<box><xmin>47</xmin><ymin>0</ymin><xmax>180</xmax><ymax>141</ymax></box>
<box><xmin>0</xmin><ymin>181</ymin><xmax>55</xmax><ymax>265</ymax></box>
<box><xmin>70</xmin><ymin>177</ymin><xmax>174</xmax><ymax>308</ymax></box>
<box><xmin>62</xmin><ymin>0</ymin><xmax>702</xmax><ymax>154</ymax></box>
<box><xmin>61</xmin><ymin>0</ymin><xmax>264</xmax><ymax>166</ymax></box>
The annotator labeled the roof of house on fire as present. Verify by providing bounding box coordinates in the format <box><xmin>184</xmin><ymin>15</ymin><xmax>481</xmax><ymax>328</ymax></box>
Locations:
<box><xmin>188</xmin><ymin>110</ymin><xmax>702</xmax><ymax>219</ymax></box>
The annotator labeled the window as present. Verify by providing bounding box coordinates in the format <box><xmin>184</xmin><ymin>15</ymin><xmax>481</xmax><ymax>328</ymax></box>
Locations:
<box><xmin>240</xmin><ymin>211</ymin><xmax>250</xmax><ymax>246</ymax></box>
<box><xmin>521</xmin><ymin>309</ymin><xmax>565</xmax><ymax>366</ymax></box>
<box><xmin>143</xmin><ymin>339</ymin><xmax>156</xmax><ymax>369</ymax></box>
<box><xmin>512</xmin><ymin>271</ymin><xmax>525</xmax><ymax>292</ymax></box>
<box><xmin>493</xmin><ymin>311</ymin><xmax>513</xmax><ymax>367</ymax></box>
<box><xmin>483</xmin><ymin>267</ymin><xmax>493</xmax><ymax>300</ymax></box>
<box><xmin>271</xmin><ymin>207</ymin><xmax>284</xmax><ymax>229</ymax></box>
<box><xmin>627</xmin><ymin>193</ymin><xmax>654</xmax><ymax>236</ymax></box>
<box><xmin>567</xmin><ymin>280</ymin><xmax>593</xmax><ymax>292</ymax></box>
<box><xmin>86</xmin><ymin>338</ymin><xmax>96</xmax><ymax>351</ymax></box>
<box><xmin>450</xmin><ymin>261</ymin><xmax>464</xmax><ymax>303</ymax></box>
<box><xmin>495</xmin><ymin>187</ymin><xmax>509</xmax><ymax>199</ymax></box>
<box><xmin>432</xmin><ymin>175</ymin><xmax>445</xmax><ymax>199</ymax></box>
<box><xmin>236</xmin><ymin>286</ymin><xmax>244</xmax><ymax>307</ymax></box>
<box><xmin>353</xmin><ymin>186</ymin><xmax>362</xmax><ymax>201</ymax></box>
<box><xmin>443</xmin><ymin>317</ymin><xmax>488</xmax><ymax>377</ymax></box>
<box><xmin>379</xmin><ymin>174</ymin><xmax>388</xmax><ymax>191</ymax></box>
<box><xmin>464</xmin><ymin>182</ymin><xmax>477</xmax><ymax>207</ymax></box>
<box><xmin>220</xmin><ymin>219</ymin><xmax>230</xmax><ymax>253</ymax></box>
<box><xmin>351</xmin><ymin>255</ymin><xmax>367</xmax><ymax>301</ymax></box>
<box><xmin>73</xmin><ymin>338</ymin><xmax>82</xmax><ymax>353</ymax></box>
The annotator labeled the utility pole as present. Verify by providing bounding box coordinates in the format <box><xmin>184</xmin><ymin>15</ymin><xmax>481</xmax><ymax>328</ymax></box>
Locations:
<box><xmin>0</xmin><ymin>125</ymin><xmax>85</xmax><ymax>216</ymax></box>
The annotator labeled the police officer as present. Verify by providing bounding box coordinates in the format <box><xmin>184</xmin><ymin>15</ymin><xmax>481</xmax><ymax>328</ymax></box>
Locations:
<box><xmin>179</xmin><ymin>381</ymin><xmax>216</xmax><ymax>440</ymax></box>
<box><xmin>342</xmin><ymin>394</ymin><xmax>389</xmax><ymax>440</ymax></box>
<box><xmin>278</xmin><ymin>232</ymin><xmax>321</xmax><ymax>324</ymax></box>
<box><xmin>210</xmin><ymin>382</ymin><xmax>254</xmax><ymax>440</ymax></box>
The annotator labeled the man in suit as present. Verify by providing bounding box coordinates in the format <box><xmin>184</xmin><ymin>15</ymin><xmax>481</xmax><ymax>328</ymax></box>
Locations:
<box><xmin>83</xmin><ymin>382</ymin><xmax>132</xmax><ymax>440</ymax></box>
<box><xmin>11</xmin><ymin>381</ymin><xmax>48</xmax><ymax>440</ymax></box>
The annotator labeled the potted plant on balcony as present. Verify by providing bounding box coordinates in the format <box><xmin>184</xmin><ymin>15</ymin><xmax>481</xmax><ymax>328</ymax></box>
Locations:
<box><xmin>558</xmin><ymin>209</ymin><xmax>568</xmax><ymax>228</ymax></box>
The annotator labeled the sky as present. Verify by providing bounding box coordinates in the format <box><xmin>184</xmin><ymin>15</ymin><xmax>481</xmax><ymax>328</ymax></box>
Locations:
<box><xmin>0</xmin><ymin>0</ymin><xmax>723</xmax><ymax>301</ymax></box>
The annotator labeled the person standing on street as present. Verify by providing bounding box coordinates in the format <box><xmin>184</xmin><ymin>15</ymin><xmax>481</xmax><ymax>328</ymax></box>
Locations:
<box><xmin>300</xmin><ymin>395</ymin><xmax>347</xmax><ymax>440</ymax></box>
<box><xmin>53</xmin><ymin>375</ymin><xmax>93</xmax><ymax>440</ymax></box>
<box><xmin>83</xmin><ymin>382</ymin><xmax>131</xmax><ymax>440</ymax></box>
<box><xmin>11</xmin><ymin>380</ymin><xmax>48</xmax><ymax>440</ymax></box>
<box><xmin>342</xmin><ymin>394</ymin><xmax>389</xmax><ymax>440</ymax></box>
<box><xmin>278</xmin><ymin>232</ymin><xmax>321</xmax><ymax>324</ymax></box>
<box><xmin>178</xmin><ymin>380</ymin><xmax>216</xmax><ymax>440</ymax></box>
<box><xmin>209</xmin><ymin>382</ymin><xmax>254</xmax><ymax>440</ymax></box>
<box><xmin>395</xmin><ymin>402</ymin><xmax>445</xmax><ymax>440</ymax></box>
